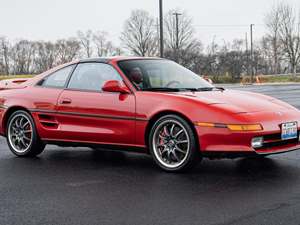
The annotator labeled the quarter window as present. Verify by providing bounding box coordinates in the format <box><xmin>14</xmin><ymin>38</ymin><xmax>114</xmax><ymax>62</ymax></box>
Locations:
<box><xmin>39</xmin><ymin>65</ymin><xmax>74</xmax><ymax>88</ymax></box>
<box><xmin>67</xmin><ymin>63</ymin><xmax>122</xmax><ymax>91</ymax></box>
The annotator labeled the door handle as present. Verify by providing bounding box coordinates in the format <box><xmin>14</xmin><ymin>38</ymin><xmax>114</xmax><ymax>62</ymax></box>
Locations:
<box><xmin>60</xmin><ymin>98</ymin><xmax>72</xmax><ymax>104</ymax></box>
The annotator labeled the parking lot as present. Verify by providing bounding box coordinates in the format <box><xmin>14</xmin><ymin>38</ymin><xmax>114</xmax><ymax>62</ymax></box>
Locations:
<box><xmin>1</xmin><ymin>84</ymin><xmax>300</xmax><ymax>225</ymax></box>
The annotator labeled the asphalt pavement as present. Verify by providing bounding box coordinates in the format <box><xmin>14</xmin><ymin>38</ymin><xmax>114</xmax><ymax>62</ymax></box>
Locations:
<box><xmin>1</xmin><ymin>84</ymin><xmax>300</xmax><ymax>225</ymax></box>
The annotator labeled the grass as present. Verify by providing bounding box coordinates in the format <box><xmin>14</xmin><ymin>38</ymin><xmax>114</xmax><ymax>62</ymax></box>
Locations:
<box><xmin>209</xmin><ymin>74</ymin><xmax>300</xmax><ymax>84</ymax></box>
<box><xmin>0</xmin><ymin>75</ymin><xmax>34</xmax><ymax>81</ymax></box>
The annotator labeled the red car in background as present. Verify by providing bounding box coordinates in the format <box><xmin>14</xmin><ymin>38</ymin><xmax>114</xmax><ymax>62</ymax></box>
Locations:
<box><xmin>0</xmin><ymin>57</ymin><xmax>299</xmax><ymax>172</ymax></box>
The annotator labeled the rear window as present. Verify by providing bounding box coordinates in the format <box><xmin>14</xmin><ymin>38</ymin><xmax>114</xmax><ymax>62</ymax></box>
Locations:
<box><xmin>38</xmin><ymin>65</ymin><xmax>74</xmax><ymax>88</ymax></box>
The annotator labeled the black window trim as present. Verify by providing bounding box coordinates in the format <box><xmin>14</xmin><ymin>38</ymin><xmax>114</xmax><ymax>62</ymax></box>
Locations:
<box><xmin>35</xmin><ymin>64</ymin><xmax>77</xmax><ymax>89</ymax></box>
<box><xmin>64</xmin><ymin>62</ymin><xmax>125</xmax><ymax>93</ymax></box>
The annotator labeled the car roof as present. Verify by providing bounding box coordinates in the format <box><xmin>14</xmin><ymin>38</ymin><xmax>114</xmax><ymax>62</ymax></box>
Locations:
<box><xmin>79</xmin><ymin>56</ymin><xmax>163</xmax><ymax>64</ymax></box>
<box><xmin>33</xmin><ymin>57</ymin><xmax>164</xmax><ymax>82</ymax></box>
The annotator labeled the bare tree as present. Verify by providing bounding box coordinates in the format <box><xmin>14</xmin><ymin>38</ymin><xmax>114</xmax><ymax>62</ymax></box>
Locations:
<box><xmin>265</xmin><ymin>4</ymin><xmax>283</xmax><ymax>74</ymax></box>
<box><xmin>203</xmin><ymin>38</ymin><xmax>219</xmax><ymax>76</ymax></box>
<box><xmin>77</xmin><ymin>30</ymin><xmax>94</xmax><ymax>58</ymax></box>
<box><xmin>10</xmin><ymin>40</ymin><xmax>36</xmax><ymax>74</ymax></box>
<box><xmin>0</xmin><ymin>36</ymin><xmax>10</xmax><ymax>75</ymax></box>
<box><xmin>120</xmin><ymin>10</ymin><xmax>158</xmax><ymax>56</ymax></box>
<box><xmin>93</xmin><ymin>31</ymin><xmax>115</xmax><ymax>57</ymax></box>
<box><xmin>164</xmin><ymin>10</ymin><xmax>202</xmax><ymax>65</ymax></box>
<box><xmin>277</xmin><ymin>3</ymin><xmax>300</xmax><ymax>74</ymax></box>
<box><xmin>34</xmin><ymin>41</ymin><xmax>58</xmax><ymax>73</ymax></box>
<box><xmin>55</xmin><ymin>38</ymin><xmax>81</xmax><ymax>64</ymax></box>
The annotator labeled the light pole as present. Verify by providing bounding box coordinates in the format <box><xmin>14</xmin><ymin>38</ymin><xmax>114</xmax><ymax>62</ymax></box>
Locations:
<box><xmin>159</xmin><ymin>0</ymin><xmax>164</xmax><ymax>58</ymax></box>
<box><xmin>173</xmin><ymin>12</ymin><xmax>182</xmax><ymax>50</ymax></box>
<box><xmin>250</xmin><ymin>24</ymin><xmax>254</xmax><ymax>83</ymax></box>
<box><xmin>173</xmin><ymin>12</ymin><xmax>182</xmax><ymax>63</ymax></box>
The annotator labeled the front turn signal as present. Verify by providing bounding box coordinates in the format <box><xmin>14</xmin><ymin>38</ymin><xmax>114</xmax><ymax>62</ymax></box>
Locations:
<box><xmin>227</xmin><ymin>124</ymin><xmax>263</xmax><ymax>131</ymax></box>
<box><xmin>196</xmin><ymin>122</ymin><xmax>263</xmax><ymax>131</ymax></box>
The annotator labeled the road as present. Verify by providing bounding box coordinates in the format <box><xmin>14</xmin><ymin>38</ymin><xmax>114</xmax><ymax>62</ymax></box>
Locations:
<box><xmin>1</xmin><ymin>84</ymin><xmax>300</xmax><ymax>225</ymax></box>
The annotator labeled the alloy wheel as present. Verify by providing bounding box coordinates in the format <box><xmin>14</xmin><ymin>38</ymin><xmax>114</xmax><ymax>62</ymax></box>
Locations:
<box><xmin>8</xmin><ymin>114</ymin><xmax>33</xmax><ymax>153</ymax></box>
<box><xmin>152</xmin><ymin>119</ymin><xmax>190</xmax><ymax>169</ymax></box>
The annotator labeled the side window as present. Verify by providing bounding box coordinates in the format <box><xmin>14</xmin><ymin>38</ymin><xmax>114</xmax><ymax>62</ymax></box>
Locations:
<box><xmin>67</xmin><ymin>63</ymin><xmax>122</xmax><ymax>91</ymax></box>
<box><xmin>40</xmin><ymin>65</ymin><xmax>74</xmax><ymax>88</ymax></box>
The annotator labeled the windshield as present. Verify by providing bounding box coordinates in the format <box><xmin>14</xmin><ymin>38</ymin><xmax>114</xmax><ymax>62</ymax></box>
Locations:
<box><xmin>118</xmin><ymin>59</ymin><xmax>214</xmax><ymax>91</ymax></box>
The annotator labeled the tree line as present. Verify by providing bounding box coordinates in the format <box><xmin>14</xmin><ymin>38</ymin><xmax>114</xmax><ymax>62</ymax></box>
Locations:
<box><xmin>0</xmin><ymin>2</ymin><xmax>299</xmax><ymax>79</ymax></box>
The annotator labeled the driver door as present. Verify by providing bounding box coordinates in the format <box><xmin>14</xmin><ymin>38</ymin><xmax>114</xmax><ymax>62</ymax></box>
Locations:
<box><xmin>55</xmin><ymin>62</ymin><xmax>136</xmax><ymax>146</ymax></box>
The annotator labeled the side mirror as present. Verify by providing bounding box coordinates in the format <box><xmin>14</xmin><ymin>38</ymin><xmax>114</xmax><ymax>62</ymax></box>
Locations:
<box><xmin>102</xmin><ymin>80</ymin><xmax>130</xmax><ymax>94</ymax></box>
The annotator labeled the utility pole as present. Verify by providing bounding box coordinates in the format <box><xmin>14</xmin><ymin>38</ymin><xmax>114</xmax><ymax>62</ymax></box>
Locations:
<box><xmin>173</xmin><ymin>12</ymin><xmax>182</xmax><ymax>62</ymax></box>
<box><xmin>245</xmin><ymin>32</ymin><xmax>249</xmax><ymax>75</ymax></box>
<box><xmin>173</xmin><ymin>12</ymin><xmax>182</xmax><ymax>50</ymax></box>
<box><xmin>159</xmin><ymin>0</ymin><xmax>164</xmax><ymax>58</ymax></box>
<box><xmin>156</xmin><ymin>18</ymin><xmax>160</xmax><ymax>50</ymax></box>
<box><xmin>250</xmin><ymin>24</ymin><xmax>254</xmax><ymax>83</ymax></box>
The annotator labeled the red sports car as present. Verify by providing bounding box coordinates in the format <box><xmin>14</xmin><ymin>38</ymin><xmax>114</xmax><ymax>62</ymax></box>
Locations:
<box><xmin>0</xmin><ymin>57</ymin><xmax>299</xmax><ymax>172</ymax></box>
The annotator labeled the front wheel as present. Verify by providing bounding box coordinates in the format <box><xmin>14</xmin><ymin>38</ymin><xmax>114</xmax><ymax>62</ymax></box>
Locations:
<box><xmin>149</xmin><ymin>115</ymin><xmax>201</xmax><ymax>172</ymax></box>
<box><xmin>6</xmin><ymin>110</ymin><xmax>45</xmax><ymax>157</ymax></box>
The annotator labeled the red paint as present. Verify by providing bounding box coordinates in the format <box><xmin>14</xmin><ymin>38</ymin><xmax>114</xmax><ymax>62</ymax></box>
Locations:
<box><xmin>0</xmin><ymin>57</ymin><xmax>299</xmax><ymax>156</ymax></box>
<box><xmin>102</xmin><ymin>80</ymin><xmax>131</xmax><ymax>94</ymax></box>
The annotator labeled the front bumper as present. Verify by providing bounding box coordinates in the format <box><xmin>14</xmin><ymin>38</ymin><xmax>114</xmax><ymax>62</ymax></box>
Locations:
<box><xmin>195</xmin><ymin>126</ymin><xmax>300</xmax><ymax>157</ymax></box>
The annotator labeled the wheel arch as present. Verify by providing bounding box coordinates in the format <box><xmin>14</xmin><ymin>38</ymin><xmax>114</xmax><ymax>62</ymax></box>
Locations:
<box><xmin>144</xmin><ymin>110</ymin><xmax>199</xmax><ymax>153</ymax></box>
<box><xmin>2</xmin><ymin>106</ymin><xmax>32</xmax><ymax>136</ymax></box>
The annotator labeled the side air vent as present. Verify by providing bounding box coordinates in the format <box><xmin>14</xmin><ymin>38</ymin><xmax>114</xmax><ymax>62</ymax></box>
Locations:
<box><xmin>38</xmin><ymin>114</ymin><xmax>59</xmax><ymax>129</ymax></box>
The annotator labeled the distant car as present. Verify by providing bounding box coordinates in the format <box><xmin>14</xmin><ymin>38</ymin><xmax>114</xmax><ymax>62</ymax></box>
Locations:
<box><xmin>0</xmin><ymin>57</ymin><xmax>299</xmax><ymax>172</ymax></box>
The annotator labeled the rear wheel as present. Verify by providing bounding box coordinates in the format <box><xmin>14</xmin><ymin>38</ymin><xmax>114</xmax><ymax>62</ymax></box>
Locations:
<box><xmin>6</xmin><ymin>110</ymin><xmax>45</xmax><ymax>157</ymax></box>
<box><xmin>149</xmin><ymin>115</ymin><xmax>201</xmax><ymax>172</ymax></box>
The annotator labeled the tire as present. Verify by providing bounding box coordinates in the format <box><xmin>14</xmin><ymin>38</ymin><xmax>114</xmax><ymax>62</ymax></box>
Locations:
<box><xmin>149</xmin><ymin>114</ymin><xmax>201</xmax><ymax>172</ymax></box>
<box><xmin>6</xmin><ymin>110</ymin><xmax>45</xmax><ymax>157</ymax></box>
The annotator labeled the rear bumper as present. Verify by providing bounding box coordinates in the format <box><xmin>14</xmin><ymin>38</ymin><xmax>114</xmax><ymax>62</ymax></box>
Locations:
<box><xmin>196</xmin><ymin>126</ymin><xmax>300</xmax><ymax>156</ymax></box>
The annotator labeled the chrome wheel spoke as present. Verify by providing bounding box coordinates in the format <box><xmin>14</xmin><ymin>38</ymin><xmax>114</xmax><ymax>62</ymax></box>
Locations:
<box><xmin>23</xmin><ymin>136</ymin><xmax>31</xmax><ymax>141</ymax></box>
<box><xmin>176</xmin><ymin>140</ymin><xmax>188</xmax><ymax>144</ymax></box>
<box><xmin>20</xmin><ymin>138</ymin><xmax>27</xmax><ymax>148</ymax></box>
<box><xmin>166</xmin><ymin>151</ymin><xmax>171</xmax><ymax>161</ymax></box>
<box><xmin>16</xmin><ymin>117</ymin><xmax>22</xmax><ymax>128</ymax></box>
<box><xmin>19</xmin><ymin>117</ymin><xmax>24</xmax><ymax>126</ymax></box>
<box><xmin>174</xmin><ymin>129</ymin><xmax>184</xmax><ymax>139</ymax></box>
<box><xmin>175</xmin><ymin>145</ymin><xmax>187</xmax><ymax>154</ymax></box>
<box><xmin>14</xmin><ymin>139</ymin><xmax>21</xmax><ymax>150</ymax></box>
<box><xmin>172</xmin><ymin>151</ymin><xmax>180</xmax><ymax>162</ymax></box>
<box><xmin>170</xmin><ymin>124</ymin><xmax>175</xmax><ymax>137</ymax></box>
<box><xmin>22</xmin><ymin>121</ymin><xmax>29</xmax><ymax>129</ymax></box>
<box><xmin>163</xmin><ymin>125</ymin><xmax>170</xmax><ymax>137</ymax></box>
<box><xmin>159</xmin><ymin>134</ymin><xmax>165</xmax><ymax>139</ymax></box>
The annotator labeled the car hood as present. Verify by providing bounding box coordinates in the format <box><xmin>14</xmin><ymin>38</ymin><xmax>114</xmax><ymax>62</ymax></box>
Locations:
<box><xmin>173</xmin><ymin>89</ymin><xmax>296</xmax><ymax>114</ymax></box>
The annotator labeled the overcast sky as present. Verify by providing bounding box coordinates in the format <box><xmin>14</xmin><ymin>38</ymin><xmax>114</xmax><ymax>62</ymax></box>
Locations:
<box><xmin>1</xmin><ymin>0</ymin><xmax>299</xmax><ymax>46</ymax></box>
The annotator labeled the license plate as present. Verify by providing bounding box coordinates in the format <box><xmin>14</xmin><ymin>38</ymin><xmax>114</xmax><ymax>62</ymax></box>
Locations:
<box><xmin>281</xmin><ymin>122</ymin><xmax>298</xmax><ymax>140</ymax></box>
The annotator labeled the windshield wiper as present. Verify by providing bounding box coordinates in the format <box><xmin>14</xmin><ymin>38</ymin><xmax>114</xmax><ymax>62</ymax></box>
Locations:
<box><xmin>195</xmin><ymin>87</ymin><xmax>225</xmax><ymax>92</ymax></box>
<box><xmin>195</xmin><ymin>87</ymin><xmax>214</xmax><ymax>92</ymax></box>
<box><xmin>142</xmin><ymin>87</ymin><xmax>225</xmax><ymax>92</ymax></box>
<box><xmin>215</xmin><ymin>87</ymin><xmax>225</xmax><ymax>91</ymax></box>
<box><xmin>142</xmin><ymin>87</ymin><xmax>182</xmax><ymax>92</ymax></box>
